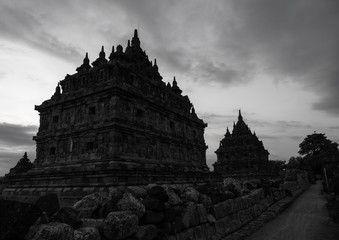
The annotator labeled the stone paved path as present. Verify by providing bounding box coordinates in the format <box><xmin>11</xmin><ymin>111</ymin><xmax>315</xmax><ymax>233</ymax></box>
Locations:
<box><xmin>246</xmin><ymin>181</ymin><xmax>339</xmax><ymax>240</ymax></box>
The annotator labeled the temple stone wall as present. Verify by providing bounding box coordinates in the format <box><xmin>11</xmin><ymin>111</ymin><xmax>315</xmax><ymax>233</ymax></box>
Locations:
<box><xmin>1</xmin><ymin>172</ymin><xmax>310</xmax><ymax>240</ymax></box>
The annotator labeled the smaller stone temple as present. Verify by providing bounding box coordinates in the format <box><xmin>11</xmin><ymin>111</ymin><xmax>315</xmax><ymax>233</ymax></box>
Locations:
<box><xmin>213</xmin><ymin>110</ymin><xmax>269</xmax><ymax>173</ymax></box>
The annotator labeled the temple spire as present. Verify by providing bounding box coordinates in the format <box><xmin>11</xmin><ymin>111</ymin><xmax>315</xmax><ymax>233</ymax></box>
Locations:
<box><xmin>153</xmin><ymin>58</ymin><xmax>158</xmax><ymax>71</ymax></box>
<box><xmin>84</xmin><ymin>52</ymin><xmax>89</xmax><ymax>64</ymax></box>
<box><xmin>92</xmin><ymin>46</ymin><xmax>108</xmax><ymax>67</ymax></box>
<box><xmin>172</xmin><ymin>76</ymin><xmax>182</xmax><ymax>94</ymax></box>
<box><xmin>238</xmin><ymin>109</ymin><xmax>243</xmax><ymax>121</ymax></box>
<box><xmin>99</xmin><ymin>46</ymin><xmax>105</xmax><ymax>58</ymax></box>
<box><xmin>76</xmin><ymin>52</ymin><xmax>91</xmax><ymax>72</ymax></box>
<box><xmin>109</xmin><ymin>45</ymin><xmax>115</xmax><ymax>61</ymax></box>
<box><xmin>173</xmin><ymin>76</ymin><xmax>177</xmax><ymax>87</ymax></box>
<box><xmin>225</xmin><ymin>127</ymin><xmax>231</xmax><ymax>137</ymax></box>
<box><xmin>132</xmin><ymin>29</ymin><xmax>140</xmax><ymax>48</ymax></box>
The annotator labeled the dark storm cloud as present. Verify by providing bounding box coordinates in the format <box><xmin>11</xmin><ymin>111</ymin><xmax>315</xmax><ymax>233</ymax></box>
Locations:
<box><xmin>0</xmin><ymin>123</ymin><xmax>37</xmax><ymax>147</ymax></box>
<box><xmin>114</xmin><ymin>0</ymin><xmax>339</xmax><ymax>113</ymax></box>
<box><xmin>224</xmin><ymin>0</ymin><xmax>339</xmax><ymax>115</ymax></box>
<box><xmin>0</xmin><ymin>3</ymin><xmax>82</xmax><ymax>62</ymax></box>
<box><xmin>193</xmin><ymin>61</ymin><xmax>248</xmax><ymax>85</ymax></box>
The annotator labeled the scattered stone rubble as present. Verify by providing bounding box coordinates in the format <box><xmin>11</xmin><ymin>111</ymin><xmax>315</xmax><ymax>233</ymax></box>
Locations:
<box><xmin>0</xmin><ymin>172</ymin><xmax>310</xmax><ymax>240</ymax></box>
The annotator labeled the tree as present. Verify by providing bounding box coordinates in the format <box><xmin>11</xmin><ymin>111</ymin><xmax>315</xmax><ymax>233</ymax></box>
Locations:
<box><xmin>299</xmin><ymin>133</ymin><xmax>338</xmax><ymax>157</ymax></box>
<box><xmin>298</xmin><ymin>133</ymin><xmax>339</xmax><ymax>174</ymax></box>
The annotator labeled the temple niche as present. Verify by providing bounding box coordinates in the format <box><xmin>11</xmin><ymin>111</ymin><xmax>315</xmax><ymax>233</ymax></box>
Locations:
<box><xmin>32</xmin><ymin>29</ymin><xmax>208</xmax><ymax>175</ymax></box>
<box><xmin>213</xmin><ymin>110</ymin><xmax>269</xmax><ymax>173</ymax></box>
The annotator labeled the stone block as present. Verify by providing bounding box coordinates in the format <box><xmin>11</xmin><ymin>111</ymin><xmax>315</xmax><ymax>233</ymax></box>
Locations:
<box><xmin>50</xmin><ymin>207</ymin><xmax>83</xmax><ymax>229</ymax></box>
<box><xmin>135</xmin><ymin>224</ymin><xmax>158</xmax><ymax>240</ymax></box>
<box><xmin>26</xmin><ymin>222</ymin><xmax>73</xmax><ymax>240</ymax></box>
<box><xmin>165</xmin><ymin>187</ymin><xmax>182</xmax><ymax>206</ymax></box>
<box><xmin>183</xmin><ymin>187</ymin><xmax>200</xmax><ymax>202</ymax></box>
<box><xmin>81</xmin><ymin>218</ymin><xmax>104</xmax><ymax>228</ymax></box>
<box><xmin>99</xmin><ymin>211</ymin><xmax>139</xmax><ymax>240</ymax></box>
<box><xmin>73</xmin><ymin>192</ymin><xmax>104</xmax><ymax>218</ymax></box>
<box><xmin>181</xmin><ymin>204</ymin><xmax>207</xmax><ymax>228</ymax></box>
<box><xmin>198</xmin><ymin>194</ymin><xmax>211</xmax><ymax>211</ymax></box>
<box><xmin>117</xmin><ymin>192</ymin><xmax>145</xmax><ymax>218</ymax></box>
<box><xmin>127</xmin><ymin>186</ymin><xmax>148</xmax><ymax>198</ymax></box>
<box><xmin>214</xmin><ymin>215</ymin><xmax>232</xmax><ymax>239</ymax></box>
<box><xmin>74</xmin><ymin>227</ymin><xmax>101</xmax><ymax>240</ymax></box>
<box><xmin>211</xmin><ymin>199</ymin><xmax>232</xmax><ymax>219</ymax></box>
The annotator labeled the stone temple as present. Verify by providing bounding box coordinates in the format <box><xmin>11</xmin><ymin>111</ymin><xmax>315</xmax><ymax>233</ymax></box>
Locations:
<box><xmin>4</xmin><ymin>30</ymin><xmax>209</xmax><ymax>202</ymax></box>
<box><xmin>213</xmin><ymin>110</ymin><xmax>269</xmax><ymax>173</ymax></box>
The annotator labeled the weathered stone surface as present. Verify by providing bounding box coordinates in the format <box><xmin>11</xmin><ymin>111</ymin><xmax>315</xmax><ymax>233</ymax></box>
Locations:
<box><xmin>148</xmin><ymin>186</ymin><xmax>169</xmax><ymax>202</ymax></box>
<box><xmin>99</xmin><ymin>211</ymin><xmax>139</xmax><ymax>240</ymax></box>
<box><xmin>117</xmin><ymin>192</ymin><xmax>145</xmax><ymax>218</ymax></box>
<box><xmin>142</xmin><ymin>197</ymin><xmax>165</xmax><ymax>212</ymax></box>
<box><xmin>74</xmin><ymin>227</ymin><xmax>101</xmax><ymax>240</ymax></box>
<box><xmin>214</xmin><ymin>214</ymin><xmax>240</xmax><ymax>239</ymax></box>
<box><xmin>185</xmin><ymin>224</ymin><xmax>212</xmax><ymax>240</ymax></box>
<box><xmin>223</xmin><ymin>178</ymin><xmax>243</xmax><ymax>194</ymax></box>
<box><xmin>140</xmin><ymin>210</ymin><xmax>165</xmax><ymax>224</ymax></box>
<box><xmin>183</xmin><ymin>187</ymin><xmax>200</xmax><ymax>202</ymax></box>
<box><xmin>207</xmin><ymin>214</ymin><xmax>216</xmax><ymax>223</ymax></box>
<box><xmin>73</xmin><ymin>192</ymin><xmax>104</xmax><ymax>218</ymax></box>
<box><xmin>181</xmin><ymin>204</ymin><xmax>207</xmax><ymax>228</ymax></box>
<box><xmin>209</xmin><ymin>188</ymin><xmax>235</xmax><ymax>204</ymax></box>
<box><xmin>108</xmin><ymin>187</ymin><xmax>125</xmax><ymax>203</ymax></box>
<box><xmin>127</xmin><ymin>186</ymin><xmax>148</xmax><ymax>198</ymax></box>
<box><xmin>26</xmin><ymin>222</ymin><xmax>73</xmax><ymax>240</ymax></box>
<box><xmin>196</xmin><ymin>204</ymin><xmax>208</xmax><ymax>223</ymax></box>
<box><xmin>35</xmin><ymin>193</ymin><xmax>60</xmax><ymax>217</ymax></box>
<box><xmin>165</xmin><ymin>187</ymin><xmax>182</xmax><ymax>206</ymax></box>
<box><xmin>135</xmin><ymin>224</ymin><xmax>158</xmax><ymax>240</ymax></box>
<box><xmin>0</xmin><ymin>199</ymin><xmax>42</xmax><ymax>238</ymax></box>
<box><xmin>198</xmin><ymin>193</ymin><xmax>211</xmax><ymax>211</ymax></box>
<box><xmin>211</xmin><ymin>199</ymin><xmax>233</xmax><ymax>219</ymax></box>
<box><xmin>51</xmin><ymin>207</ymin><xmax>82</xmax><ymax>229</ymax></box>
<box><xmin>81</xmin><ymin>218</ymin><xmax>104</xmax><ymax>228</ymax></box>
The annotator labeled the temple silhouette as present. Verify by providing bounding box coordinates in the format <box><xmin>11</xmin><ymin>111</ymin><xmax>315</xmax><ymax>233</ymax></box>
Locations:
<box><xmin>213</xmin><ymin>110</ymin><xmax>269</xmax><ymax>173</ymax></box>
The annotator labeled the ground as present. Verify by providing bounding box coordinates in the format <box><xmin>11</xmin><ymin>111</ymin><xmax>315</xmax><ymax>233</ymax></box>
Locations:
<box><xmin>246</xmin><ymin>181</ymin><xmax>339</xmax><ymax>240</ymax></box>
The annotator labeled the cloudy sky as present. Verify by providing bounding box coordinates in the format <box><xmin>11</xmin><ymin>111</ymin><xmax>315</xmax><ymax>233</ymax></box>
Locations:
<box><xmin>1</xmin><ymin>0</ymin><xmax>339</xmax><ymax>176</ymax></box>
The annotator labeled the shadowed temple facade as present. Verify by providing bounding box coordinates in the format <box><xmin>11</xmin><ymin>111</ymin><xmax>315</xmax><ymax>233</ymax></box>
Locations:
<box><xmin>3</xmin><ymin>30</ymin><xmax>209</xmax><ymax>202</ymax></box>
<box><xmin>33</xmin><ymin>29</ymin><xmax>208</xmax><ymax>172</ymax></box>
<box><xmin>213</xmin><ymin>110</ymin><xmax>269</xmax><ymax>173</ymax></box>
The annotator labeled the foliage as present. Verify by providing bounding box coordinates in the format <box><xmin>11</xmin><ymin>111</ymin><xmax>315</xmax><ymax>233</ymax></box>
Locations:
<box><xmin>298</xmin><ymin>133</ymin><xmax>338</xmax><ymax>157</ymax></box>
<box><xmin>297</xmin><ymin>133</ymin><xmax>339</xmax><ymax>174</ymax></box>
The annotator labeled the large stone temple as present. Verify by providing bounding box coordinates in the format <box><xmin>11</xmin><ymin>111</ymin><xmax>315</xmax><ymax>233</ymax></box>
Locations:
<box><xmin>3</xmin><ymin>30</ymin><xmax>209</xmax><ymax>202</ymax></box>
<box><xmin>213</xmin><ymin>110</ymin><xmax>269</xmax><ymax>173</ymax></box>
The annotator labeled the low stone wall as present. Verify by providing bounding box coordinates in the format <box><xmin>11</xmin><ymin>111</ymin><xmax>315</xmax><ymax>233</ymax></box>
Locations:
<box><xmin>0</xmin><ymin>172</ymin><xmax>310</xmax><ymax>240</ymax></box>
